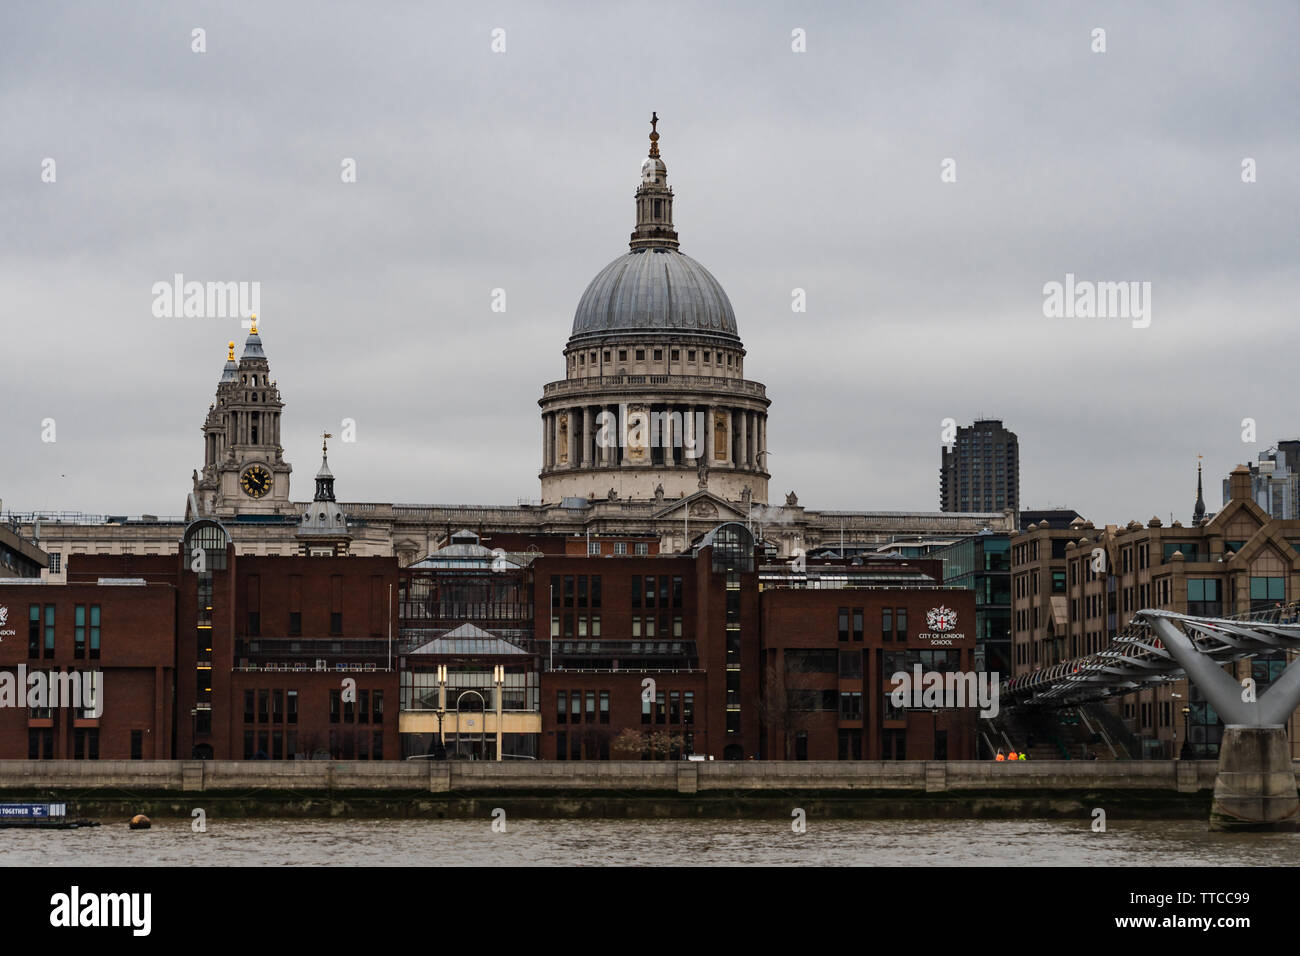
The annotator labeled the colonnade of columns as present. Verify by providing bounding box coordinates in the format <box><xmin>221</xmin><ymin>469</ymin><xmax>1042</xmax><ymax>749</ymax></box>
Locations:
<box><xmin>540</xmin><ymin>403</ymin><xmax>766</xmax><ymax>473</ymax></box>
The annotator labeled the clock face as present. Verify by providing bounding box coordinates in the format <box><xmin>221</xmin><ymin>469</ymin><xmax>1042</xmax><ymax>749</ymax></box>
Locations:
<box><xmin>240</xmin><ymin>465</ymin><xmax>273</xmax><ymax>498</ymax></box>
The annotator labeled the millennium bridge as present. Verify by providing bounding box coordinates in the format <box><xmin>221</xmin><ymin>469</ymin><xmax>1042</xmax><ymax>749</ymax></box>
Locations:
<box><xmin>1001</xmin><ymin>602</ymin><xmax>1300</xmax><ymax>830</ymax></box>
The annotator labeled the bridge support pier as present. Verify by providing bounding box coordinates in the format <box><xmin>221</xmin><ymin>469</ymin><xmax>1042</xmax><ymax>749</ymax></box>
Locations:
<box><xmin>1210</xmin><ymin>725</ymin><xmax>1298</xmax><ymax>832</ymax></box>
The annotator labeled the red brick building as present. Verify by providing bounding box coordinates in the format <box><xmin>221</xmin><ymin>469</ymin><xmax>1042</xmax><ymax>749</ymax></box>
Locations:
<box><xmin>56</xmin><ymin>519</ymin><xmax>400</xmax><ymax>760</ymax></box>
<box><xmin>535</xmin><ymin>523</ymin><xmax>760</xmax><ymax>760</ymax></box>
<box><xmin>0</xmin><ymin>579</ymin><xmax>176</xmax><ymax>759</ymax></box>
<box><xmin>759</xmin><ymin>587</ymin><xmax>979</xmax><ymax>760</ymax></box>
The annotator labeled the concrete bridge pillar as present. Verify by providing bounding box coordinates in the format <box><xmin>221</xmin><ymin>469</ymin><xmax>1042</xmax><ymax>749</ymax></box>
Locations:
<box><xmin>1210</xmin><ymin>725</ymin><xmax>1299</xmax><ymax>832</ymax></box>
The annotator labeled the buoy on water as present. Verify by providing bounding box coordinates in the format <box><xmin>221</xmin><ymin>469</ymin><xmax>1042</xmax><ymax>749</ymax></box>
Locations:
<box><xmin>128</xmin><ymin>814</ymin><xmax>151</xmax><ymax>830</ymax></box>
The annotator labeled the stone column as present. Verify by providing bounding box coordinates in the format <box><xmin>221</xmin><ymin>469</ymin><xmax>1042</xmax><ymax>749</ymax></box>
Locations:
<box><xmin>583</xmin><ymin>406</ymin><xmax>594</xmax><ymax>468</ymax></box>
<box><xmin>682</xmin><ymin>405</ymin><xmax>695</xmax><ymax>462</ymax></box>
<box><xmin>739</xmin><ymin>410</ymin><xmax>749</xmax><ymax>469</ymax></box>
<box><xmin>602</xmin><ymin>405</ymin><xmax>613</xmax><ymax>467</ymax></box>
<box><xmin>703</xmin><ymin>405</ymin><xmax>713</xmax><ymax>463</ymax></box>
<box><xmin>724</xmin><ymin>408</ymin><xmax>734</xmax><ymax>465</ymax></box>
<box><xmin>541</xmin><ymin>414</ymin><xmax>548</xmax><ymax>471</ymax></box>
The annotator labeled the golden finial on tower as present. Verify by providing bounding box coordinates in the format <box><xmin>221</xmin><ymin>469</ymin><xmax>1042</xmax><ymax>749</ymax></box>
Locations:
<box><xmin>249</xmin><ymin>313</ymin><xmax>258</xmax><ymax>335</ymax></box>
<box><xmin>322</xmin><ymin>431</ymin><xmax>333</xmax><ymax>456</ymax></box>
<box><xmin>648</xmin><ymin>111</ymin><xmax>660</xmax><ymax>158</ymax></box>
<box><xmin>227</xmin><ymin>341</ymin><xmax>235</xmax><ymax>361</ymax></box>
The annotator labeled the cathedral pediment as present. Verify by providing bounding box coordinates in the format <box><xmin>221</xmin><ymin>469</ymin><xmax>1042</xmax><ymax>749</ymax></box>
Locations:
<box><xmin>651</xmin><ymin>490</ymin><xmax>746</xmax><ymax>522</ymax></box>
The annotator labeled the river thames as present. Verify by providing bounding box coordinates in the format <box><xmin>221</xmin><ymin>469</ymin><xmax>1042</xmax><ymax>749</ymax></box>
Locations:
<box><xmin>4</xmin><ymin>818</ymin><xmax>1299</xmax><ymax>866</ymax></box>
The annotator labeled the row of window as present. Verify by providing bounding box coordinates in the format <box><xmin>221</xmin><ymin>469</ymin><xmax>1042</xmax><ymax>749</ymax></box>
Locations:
<box><xmin>26</xmin><ymin>604</ymin><xmax>101</xmax><ymax>660</ymax></box>
<box><xmin>584</xmin><ymin>541</ymin><xmax>651</xmax><ymax>555</ymax></box>
<box><xmin>242</xmin><ymin>689</ymin><xmax>300</xmax><ymax>724</ymax></box>
<box><xmin>551</xmin><ymin>575</ymin><xmax>604</xmax><ymax>608</ymax></box>
<box><xmin>555</xmin><ymin>689</ymin><xmax>611</xmax><ymax>724</ymax></box>
<box><xmin>571</xmin><ymin>347</ymin><xmax>735</xmax><ymax>367</ymax></box>
<box><xmin>246</xmin><ymin>611</ymin><xmax>341</xmax><ymax>637</ymax></box>
<box><xmin>327</xmin><ymin>689</ymin><xmax>385</xmax><ymax>724</ymax></box>
<box><xmin>243</xmin><ymin>729</ymin><xmax>384</xmax><ymax>760</ymax></box>
<box><xmin>786</xmin><ymin>690</ymin><xmax>910</xmax><ymax>722</ymax></box>
<box><xmin>835</xmin><ymin>607</ymin><xmax>909</xmax><ymax>642</ymax></box>
<box><xmin>28</xmin><ymin>728</ymin><xmax>104</xmax><ymax>760</ymax></box>
<box><xmin>630</xmin><ymin>575</ymin><xmax>684</xmax><ymax>609</ymax></box>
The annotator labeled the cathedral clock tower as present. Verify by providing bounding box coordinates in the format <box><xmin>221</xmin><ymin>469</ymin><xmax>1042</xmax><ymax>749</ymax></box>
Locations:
<box><xmin>192</xmin><ymin>319</ymin><xmax>294</xmax><ymax>516</ymax></box>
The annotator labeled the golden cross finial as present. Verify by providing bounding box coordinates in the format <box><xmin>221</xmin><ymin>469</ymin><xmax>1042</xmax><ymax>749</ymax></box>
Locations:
<box><xmin>227</xmin><ymin>341</ymin><xmax>235</xmax><ymax>361</ymax></box>
<box><xmin>249</xmin><ymin>314</ymin><xmax>258</xmax><ymax>335</ymax></box>
<box><xmin>322</xmin><ymin>431</ymin><xmax>333</xmax><ymax>455</ymax></box>
<box><xmin>648</xmin><ymin>111</ymin><xmax>660</xmax><ymax>158</ymax></box>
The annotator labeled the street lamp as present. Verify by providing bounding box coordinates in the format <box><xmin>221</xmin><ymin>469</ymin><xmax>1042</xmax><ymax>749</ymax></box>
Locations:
<box><xmin>1181</xmin><ymin>706</ymin><xmax>1192</xmax><ymax>759</ymax></box>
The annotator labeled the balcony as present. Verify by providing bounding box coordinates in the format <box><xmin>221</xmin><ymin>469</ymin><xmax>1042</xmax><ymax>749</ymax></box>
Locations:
<box><xmin>541</xmin><ymin>374</ymin><xmax>767</xmax><ymax>401</ymax></box>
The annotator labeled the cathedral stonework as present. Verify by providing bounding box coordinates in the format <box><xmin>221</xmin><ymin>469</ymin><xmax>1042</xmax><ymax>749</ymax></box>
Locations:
<box><xmin>19</xmin><ymin>116</ymin><xmax>1018</xmax><ymax>578</ymax></box>
<box><xmin>191</xmin><ymin>320</ymin><xmax>295</xmax><ymax>518</ymax></box>
<box><xmin>537</xmin><ymin>115</ymin><xmax>771</xmax><ymax>506</ymax></box>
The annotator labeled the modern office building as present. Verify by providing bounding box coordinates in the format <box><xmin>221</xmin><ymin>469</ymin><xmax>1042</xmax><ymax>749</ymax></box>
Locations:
<box><xmin>930</xmin><ymin>532</ymin><xmax>1011</xmax><ymax>675</ymax></box>
<box><xmin>940</xmin><ymin>419</ymin><xmax>1020</xmax><ymax>514</ymax></box>
<box><xmin>1226</xmin><ymin>441</ymin><xmax>1300</xmax><ymax>520</ymax></box>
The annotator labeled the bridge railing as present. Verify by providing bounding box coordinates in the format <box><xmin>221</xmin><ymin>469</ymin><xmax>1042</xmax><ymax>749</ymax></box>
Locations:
<box><xmin>1003</xmin><ymin>601</ymin><xmax>1300</xmax><ymax>708</ymax></box>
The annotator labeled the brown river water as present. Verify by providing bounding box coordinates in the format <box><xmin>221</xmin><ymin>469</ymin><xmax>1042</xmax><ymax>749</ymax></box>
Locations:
<box><xmin>4</xmin><ymin>818</ymin><xmax>1300</xmax><ymax>865</ymax></box>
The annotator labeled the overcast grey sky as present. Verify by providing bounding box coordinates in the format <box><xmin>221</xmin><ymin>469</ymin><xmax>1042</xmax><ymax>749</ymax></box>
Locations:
<box><xmin>2</xmin><ymin>1</ymin><xmax>1297</xmax><ymax>524</ymax></box>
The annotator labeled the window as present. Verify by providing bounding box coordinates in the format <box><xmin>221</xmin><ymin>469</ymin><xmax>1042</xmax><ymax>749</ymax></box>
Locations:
<box><xmin>258</xmin><ymin>690</ymin><xmax>269</xmax><ymax>723</ymax></box>
<box><xmin>587</xmin><ymin>541</ymin><xmax>600</xmax><ymax>555</ymax></box>
<box><xmin>243</xmin><ymin>690</ymin><xmax>255</xmax><ymax>723</ymax></box>
<box><xmin>571</xmin><ymin>693</ymin><xmax>581</xmax><ymax>724</ymax></box>
<box><xmin>1187</xmin><ymin>578</ymin><xmax>1222</xmax><ymax>616</ymax></box>
<box><xmin>288</xmin><ymin>612</ymin><xmax>301</xmax><ymax>636</ymax></box>
<box><xmin>586</xmin><ymin>691</ymin><xmax>596</xmax><ymax>722</ymax></box>
<box><xmin>635</xmin><ymin>349</ymin><xmax>646</xmax><ymax>361</ymax></box>
<box><xmin>287</xmin><ymin>690</ymin><xmax>298</xmax><ymax>724</ymax></box>
<box><xmin>330</xmin><ymin>612</ymin><xmax>342</xmax><ymax>635</ymax></box>
<box><xmin>44</xmin><ymin>605</ymin><xmax>55</xmax><ymax>659</ymax></box>
<box><xmin>1250</xmin><ymin>576</ymin><xmax>1285</xmax><ymax>610</ymax></box>
<box><xmin>599</xmin><ymin>691</ymin><xmax>610</xmax><ymax>724</ymax></box>
<box><xmin>329</xmin><ymin>690</ymin><xmax>340</xmax><ymax>723</ymax></box>
<box><xmin>895</xmin><ymin>608</ymin><xmax>907</xmax><ymax>641</ymax></box>
<box><xmin>28</xmin><ymin>605</ymin><xmax>39</xmax><ymax>659</ymax></box>
<box><xmin>131</xmin><ymin>730</ymin><xmax>143</xmax><ymax>760</ymax></box>
<box><xmin>372</xmin><ymin>691</ymin><xmax>383</xmax><ymax>724</ymax></box>
<box><xmin>653</xmin><ymin>349</ymin><xmax>663</xmax><ymax>361</ymax></box>
<box><xmin>838</xmin><ymin>608</ymin><xmax>849</xmax><ymax>642</ymax></box>
<box><xmin>48</xmin><ymin>554</ymin><xmax>61</xmax><ymax>574</ymax></box>
<box><xmin>785</xmin><ymin>649</ymin><xmax>838</xmax><ymax>673</ymax></box>
<box><xmin>882</xmin><ymin>608</ymin><xmax>892</xmax><ymax>642</ymax></box>
<box><xmin>614</xmin><ymin>542</ymin><xmax>627</xmax><ymax>555</ymax></box>
<box><xmin>618</xmin><ymin>349</ymin><xmax>627</xmax><ymax>362</ymax></box>
<box><xmin>852</xmin><ymin>609</ymin><xmax>863</xmax><ymax>642</ymax></box>
<box><xmin>75</xmin><ymin>605</ymin><xmax>86</xmax><ymax>659</ymax></box>
<box><xmin>592</xmin><ymin>576</ymin><xmax>602</xmax><ymax>608</ymax></box>
<box><xmin>248</xmin><ymin>611</ymin><xmax>261</xmax><ymax>637</ymax></box>
<box><xmin>839</xmin><ymin>691</ymin><xmax>863</xmax><ymax>721</ymax></box>
<box><xmin>839</xmin><ymin>651</ymin><xmax>862</xmax><ymax>679</ymax></box>
<box><xmin>634</xmin><ymin>542</ymin><xmax>649</xmax><ymax>555</ymax></box>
